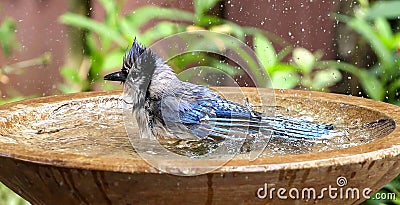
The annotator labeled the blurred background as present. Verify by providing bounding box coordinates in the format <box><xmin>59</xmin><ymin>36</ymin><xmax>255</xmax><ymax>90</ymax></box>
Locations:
<box><xmin>0</xmin><ymin>0</ymin><xmax>399</xmax><ymax>204</ymax></box>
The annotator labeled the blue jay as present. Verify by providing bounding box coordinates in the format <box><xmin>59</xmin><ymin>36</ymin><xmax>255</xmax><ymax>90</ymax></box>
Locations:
<box><xmin>104</xmin><ymin>38</ymin><xmax>334</xmax><ymax>143</ymax></box>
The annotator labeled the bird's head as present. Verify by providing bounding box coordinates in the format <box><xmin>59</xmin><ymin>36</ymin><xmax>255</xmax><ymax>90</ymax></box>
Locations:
<box><xmin>104</xmin><ymin>38</ymin><xmax>161</xmax><ymax>110</ymax></box>
<box><xmin>104</xmin><ymin>37</ymin><xmax>178</xmax><ymax>108</ymax></box>
<box><xmin>104</xmin><ymin>38</ymin><xmax>157</xmax><ymax>85</ymax></box>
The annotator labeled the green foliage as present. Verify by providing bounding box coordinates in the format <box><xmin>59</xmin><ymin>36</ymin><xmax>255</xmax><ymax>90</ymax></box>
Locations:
<box><xmin>334</xmin><ymin>1</ymin><xmax>400</xmax><ymax>204</ymax></box>
<box><xmin>364</xmin><ymin>1</ymin><xmax>400</xmax><ymax>20</ymax></box>
<box><xmin>0</xmin><ymin>17</ymin><xmax>18</xmax><ymax>57</ymax></box>
<box><xmin>362</xmin><ymin>175</ymin><xmax>400</xmax><ymax>205</ymax></box>
<box><xmin>59</xmin><ymin>0</ymin><xmax>342</xmax><ymax>92</ymax></box>
<box><xmin>0</xmin><ymin>0</ymin><xmax>398</xmax><ymax>203</ymax></box>
<box><xmin>60</xmin><ymin>13</ymin><xmax>126</xmax><ymax>47</ymax></box>
<box><xmin>252</xmin><ymin>32</ymin><xmax>342</xmax><ymax>90</ymax></box>
<box><xmin>0</xmin><ymin>183</ymin><xmax>29</xmax><ymax>205</ymax></box>
<box><xmin>59</xmin><ymin>0</ymin><xmax>197</xmax><ymax>92</ymax></box>
<box><xmin>334</xmin><ymin>1</ymin><xmax>400</xmax><ymax>103</ymax></box>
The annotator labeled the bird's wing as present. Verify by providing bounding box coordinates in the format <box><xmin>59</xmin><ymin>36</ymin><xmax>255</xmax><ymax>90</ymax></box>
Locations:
<box><xmin>158</xmin><ymin>91</ymin><xmax>255</xmax><ymax>140</ymax></box>
<box><xmin>180</xmin><ymin>98</ymin><xmax>335</xmax><ymax>141</ymax></box>
<box><xmin>160</xmin><ymin>87</ymin><xmax>333</xmax><ymax>141</ymax></box>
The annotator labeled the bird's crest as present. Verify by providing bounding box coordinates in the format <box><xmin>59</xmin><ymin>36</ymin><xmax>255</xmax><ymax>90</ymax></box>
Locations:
<box><xmin>122</xmin><ymin>37</ymin><xmax>147</xmax><ymax>72</ymax></box>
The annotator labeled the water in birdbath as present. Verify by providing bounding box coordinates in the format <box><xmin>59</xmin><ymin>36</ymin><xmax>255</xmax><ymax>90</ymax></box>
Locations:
<box><xmin>0</xmin><ymin>94</ymin><xmax>394</xmax><ymax>160</ymax></box>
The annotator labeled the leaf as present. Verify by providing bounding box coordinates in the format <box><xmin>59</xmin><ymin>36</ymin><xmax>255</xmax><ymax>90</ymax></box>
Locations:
<box><xmin>276</xmin><ymin>46</ymin><xmax>293</xmax><ymax>62</ymax></box>
<box><xmin>254</xmin><ymin>33</ymin><xmax>276</xmax><ymax>71</ymax></box>
<box><xmin>168</xmin><ymin>52</ymin><xmax>203</xmax><ymax>72</ymax></box>
<box><xmin>0</xmin><ymin>96</ymin><xmax>27</xmax><ymax>105</ymax></box>
<box><xmin>312</xmin><ymin>68</ymin><xmax>342</xmax><ymax>90</ymax></box>
<box><xmin>102</xmin><ymin>82</ymin><xmax>119</xmax><ymax>91</ymax></box>
<box><xmin>210</xmin><ymin>24</ymin><xmax>233</xmax><ymax>34</ymax></box>
<box><xmin>60</xmin><ymin>66</ymin><xmax>80</xmax><ymax>84</ymax></box>
<box><xmin>292</xmin><ymin>48</ymin><xmax>315</xmax><ymax>74</ymax></box>
<box><xmin>103</xmin><ymin>50</ymin><xmax>125</xmax><ymax>71</ymax></box>
<box><xmin>315</xmin><ymin>60</ymin><xmax>384</xmax><ymax>100</ymax></box>
<box><xmin>267</xmin><ymin>63</ymin><xmax>298</xmax><ymax>75</ymax></box>
<box><xmin>89</xmin><ymin>52</ymin><xmax>104</xmax><ymax>78</ymax></box>
<box><xmin>125</xmin><ymin>6</ymin><xmax>194</xmax><ymax>30</ymax></box>
<box><xmin>271</xmin><ymin>70</ymin><xmax>299</xmax><ymax>89</ymax></box>
<box><xmin>58</xmin><ymin>83</ymin><xmax>79</xmax><ymax>94</ymax></box>
<box><xmin>315</xmin><ymin>60</ymin><xmax>360</xmax><ymax>74</ymax></box>
<box><xmin>98</xmin><ymin>0</ymin><xmax>117</xmax><ymax>16</ymax></box>
<box><xmin>365</xmin><ymin>1</ymin><xmax>400</xmax><ymax>20</ymax></box>
<box><xmin>194</xmin><ymin>0</ymin><xmax>221</xmax><ymax>19</ymax></box>
<box><xmin>86</xmin><ymin>34</ymin><xmax>104</xmax><ymax>76</ymax></box>
<box><xmin>0</xmin><ymin>183</ymin><xmax>30</xmax><ymax>204</ymax></box>
<box><xmin>210</xmin><ymin>59</ymin><xmax>242</xmax><ymax>76</ymax></box>
<box><xmin>359</xmin><ymin>70</ymin><xmax>385</xmax><ymax>100</ymax></box>
<box><xmin>224</xmin><ymin>22</ymin><xmax>245</xmax><ymax>40</ymax></box>
<box><xmin>142</xmin><ymin>22</ymin><xmax>186</xmax><ymax>44</ymax></box>
<box><xmin>59</xmin><ymin>13</ymin><xmax>126</xmax><ymax>47</ymax></box>
<box><xmin>196</xmin><ymin>15</ymin><xmax>224</xmax><ymax>27</ymax></box>
<box><xmin>97</xmin><ymin>0</ymin><xmax>120</xmax><ymax>50</ymax></box>
<box><xmin>98</xmin><ymin>0</ymin><xmax>118</xmax><ymax>28</ymax></box>
<box><xmin>391</xmin><ymin>32</ymin><xmax>400</xmax><ymax>51</ymax></box>
<box><xmin>118</xmin><ymin>18</ymin><xmax>140</xmax><ymax>41</ymax></box>
<box><xmin>0</xmin><ymin>18</ymin><xmax>18</xmax><ymax>57</ymax></box>
<box><xmin>233</xmin><ymin>45</ymin><xmax>268</xmax><ymax>86</ymax></box>
<box><xmin>375</xmin><ymin>17</ymin><xmax>393</xmax><ymax>43</ymax></box>
<box><xmin>335</xmin><ymin>14</ymin><xmax>395</xmax><ymax>75</ymax></box>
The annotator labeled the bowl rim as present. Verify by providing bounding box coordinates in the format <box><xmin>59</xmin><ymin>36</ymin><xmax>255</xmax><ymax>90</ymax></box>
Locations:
<box><xmin>0</xmin><ymin>89</ymin><xmax>399</xmax><ymax>174</ymax></box>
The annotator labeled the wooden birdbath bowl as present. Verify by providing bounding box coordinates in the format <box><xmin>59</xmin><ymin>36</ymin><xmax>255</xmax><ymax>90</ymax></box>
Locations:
<box><xmin>0</xmin><ymin>88</ymin><xmax>400</xmax><ymax>204</ymax></box>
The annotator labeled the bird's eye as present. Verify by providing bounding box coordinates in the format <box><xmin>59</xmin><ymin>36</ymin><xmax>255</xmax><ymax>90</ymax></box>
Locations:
<box><xmin>120</xmin><ymin>67</ymin><xmax>130</xmax><ymax>76</ymax></box>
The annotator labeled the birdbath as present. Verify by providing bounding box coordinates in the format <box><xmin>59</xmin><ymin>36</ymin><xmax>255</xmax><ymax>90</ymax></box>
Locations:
<box><xmin>0</xmin><ymin>88</ymin><xmax>399</xmax><ymax>204</ymax></box>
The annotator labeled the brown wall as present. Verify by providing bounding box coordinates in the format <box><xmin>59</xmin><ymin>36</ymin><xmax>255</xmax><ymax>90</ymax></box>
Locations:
<box><xmin>0</xmin><ymin>0</ymin><xmax>338</xmax><ymax>98</ymax></box>
<box><xmin>0</xmin><ymin>0</ymin><xmax>68</xmax><ymax>97</ymax></box>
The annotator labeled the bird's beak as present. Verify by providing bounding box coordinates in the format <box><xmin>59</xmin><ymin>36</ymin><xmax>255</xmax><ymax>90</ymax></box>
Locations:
<box><xmin>104</xmin><ymin>71</ymin><xmax>127</xmax><ymax>82</ymax></box>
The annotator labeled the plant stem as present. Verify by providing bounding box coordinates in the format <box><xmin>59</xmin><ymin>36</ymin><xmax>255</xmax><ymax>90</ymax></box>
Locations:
<box><xmin>64</xmin><ymin>0</ymin><xmax>91</xmax><ymax>75</ymax></box>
